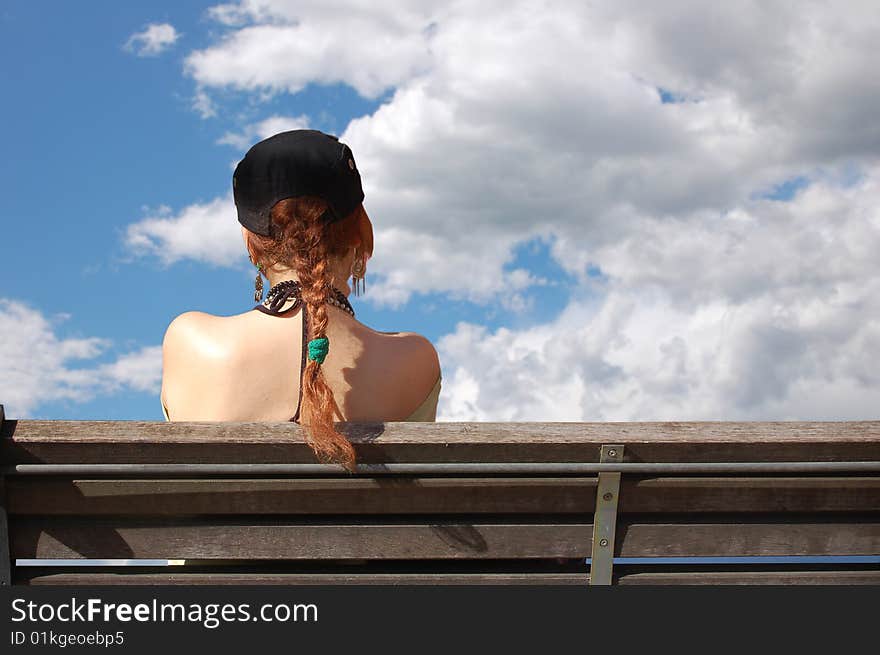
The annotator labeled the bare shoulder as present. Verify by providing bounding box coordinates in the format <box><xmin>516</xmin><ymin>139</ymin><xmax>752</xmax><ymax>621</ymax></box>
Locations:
<box><xmin>161</xmin><ymin>311</ymin><xmax>237</xmax><ymax>418</ymax></box>
<box><xmin>396</xmin><ymin>331</ymin><xmax>441</xmax><ymax>381</ymax></box>
<box><xmin>162</xmin><ymin>311</ymin><xmax>241</xmax><ymax>375</ymax></box>
<box><xmin>163</xmin><ymin>311</ymin><xmax>220</xmax><ymax>357</ymax></box>
<box><xmin>361</xmin><ymin>325</ymin><xmax>439</xmax><ymax>377</ymax></box>
<box><xmin>164</xmin><ymin>311</ymin><xmax>209</xmax><ymax>342</ymax></box>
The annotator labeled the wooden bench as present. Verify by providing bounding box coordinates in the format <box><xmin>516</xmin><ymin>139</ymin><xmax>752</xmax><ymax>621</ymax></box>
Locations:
<box><xmin>1</xmin><ymin>405</ymin><xmax>878</xmax><ymax>585</ymax></box>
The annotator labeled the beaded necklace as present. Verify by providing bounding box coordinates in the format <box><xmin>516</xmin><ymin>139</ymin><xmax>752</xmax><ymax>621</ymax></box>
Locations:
<box><xmin>261</xmin><ymin>279</ymin><xmax>355</xmax><ymax>317</ymax></box>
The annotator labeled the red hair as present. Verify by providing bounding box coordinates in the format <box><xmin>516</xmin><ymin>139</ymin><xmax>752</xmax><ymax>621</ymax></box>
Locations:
<box><xmin>245</xmin><ymin>197</ymin><xmax>372</xmax><ymax>471</ymax></box>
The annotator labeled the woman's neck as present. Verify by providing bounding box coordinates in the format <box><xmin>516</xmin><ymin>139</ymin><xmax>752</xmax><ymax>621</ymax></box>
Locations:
<box><xmin>265</xmin><ymin>267</ymin><xmax>352</xmax><ymax>298</ymax></box>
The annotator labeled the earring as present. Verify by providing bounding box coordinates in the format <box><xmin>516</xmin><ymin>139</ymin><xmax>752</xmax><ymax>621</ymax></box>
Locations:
<box><xmin>254</xmin><ymin>263</ymin><xmax>264</xmax><ymax>302</ymax></box>
<box><xmin>351</xmin><ymin>250</ymin><xmax>366</xmax><ymax>297</ymax></box>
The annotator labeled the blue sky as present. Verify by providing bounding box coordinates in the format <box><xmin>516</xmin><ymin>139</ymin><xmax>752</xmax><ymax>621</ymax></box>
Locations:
<box><xmin>1</xmin><ymin>1</ymin><xmax>260</xmax><ymax>419</ymax></box>
<box><xmin>1</xmin><ymin>1</ymin><xmax>878</xmax><ymax>422</ymax></box>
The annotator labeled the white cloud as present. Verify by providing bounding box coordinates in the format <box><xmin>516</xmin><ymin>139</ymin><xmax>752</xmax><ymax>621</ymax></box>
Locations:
<box><xmin>99</xmin><ymin>346</ymin><xmax>165</xmax><ymax>394</ymax></box>
<box><xmin>437</xmin><ymin>171</ymin><xmax>880</xmax><ymax>421</ymax></box>
<box><xmin>0</xmin><ymin>299</ymin><xmax>162</xmax><ymax>418</ymax></box>
<box><xmin>124</xmin><ymin>22</ymin><xmax>181</xmax><ymax>57</ymax></box>
<box><xmin>186</xmin><ymin>1</ymin><xmax>434</xmax><ymax>102</ymax></box>
<box><xmin>125</xmin><ymin>196</ymin><xmax>243</xmax><ymax>267</ymax></box>
<box><xmin>192</xmin><ymin>88</ymin><xmax>217</xmax><ymax>119</ymax></box>
<box><xmin>442</xmin><ymin>287</ymin><xmax>880</xmax><ymax>421</ymax></box>
<box><xmin>218</xmin><ymin>114</ymin><xmax>310</xmax><ymax>149</ymax></box>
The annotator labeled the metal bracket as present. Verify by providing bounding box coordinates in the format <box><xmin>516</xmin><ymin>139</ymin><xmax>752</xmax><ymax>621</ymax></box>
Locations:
<box><xmin>589</xmin><ymin>444</ymin><xmax>624</xmax><ymax>586</ymax></box>
<box><xmin>0</xmin><ymin>405</ymin><xmax>10</xmax><ymax>585</ymax></box>
<box><xmin>0</xmin><ymin>476</ymin><xmax>9</xmax><ymax>586</ymax></box>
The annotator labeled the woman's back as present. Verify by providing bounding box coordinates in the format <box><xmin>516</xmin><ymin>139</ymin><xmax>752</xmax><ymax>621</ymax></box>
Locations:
<box><xmin>161</xmin><ymin>300</ymin><xmax>441</xmax><ymax>423</ymax></box>
<box><xmin>162</xmin><ymin>129</ymin><xmax>442</xmax><ymax>467</ymax></box>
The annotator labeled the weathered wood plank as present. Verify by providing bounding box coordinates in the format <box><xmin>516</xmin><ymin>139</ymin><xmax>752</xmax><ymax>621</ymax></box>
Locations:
<box><xmin>8</xmin><ymin>477</ymin><xmax>879</xmax><ymax>516</ymax></box>
<box><xmin>8</xmin><ymin>420</ymin><xmax>879</xmax><ymax>443</ymax></box>
<box><xmin>16</xmin><ymin>570</ymin><xmax>589</xmax><ymax>585</ymax></box>
<box><xmin>615</xmin><ymin>520</ymin><xmax>880</xmax><ymax>557</ymax></box>
<box><xmin>620</xmin><ymin>477</ymin><xmax>880</xmax><ymax>513</ymax></box>
<box><xmin>616</xmin><ymin>569</ymin><xmax>880</xmax><ymax>585</ymax></box>
<box><xmin>6</xmin><ymin>477</ymin><xmax>599</xmax><ymax>515</ymax></box>
<box><xmin>12</xmin><ymin>521</ymin><xmax>595</xmax><ymax>560</ymax></box>
<box><xmin>11</xmin><ymin>518</ymin><xmax>880</xmax><ymax>560</ymax></box>
<box><xmin>3</xmin><ymin>420</ymin><xmax>879</xmax><ymax>464</ymax></box>
<box><xmin>18</xmin><ymin>569</ymin><xmax>880</xmax><ymax>585</ymax></box>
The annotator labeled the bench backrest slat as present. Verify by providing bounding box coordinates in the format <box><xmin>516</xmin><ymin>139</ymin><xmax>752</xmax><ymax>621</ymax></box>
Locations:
<box><xmin>11</xmin><ymin>517</ymin><xmax>880</xmax><ymax>560</ymax></box>
<box><xmin>4</xmin><ymin>420</ymin><xmax>879</xmax><ymax>464</ymax></box>
<box><xmin>7</xmin><ymin>476</ymin><xmax>880</xmax><ymax>515</ymax></box>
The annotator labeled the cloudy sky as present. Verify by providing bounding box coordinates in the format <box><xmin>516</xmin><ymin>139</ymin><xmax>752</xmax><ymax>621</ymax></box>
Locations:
<box><xmin>1</xmin><ymin>0</ymin><xmax>878</xmax><ymax>422</ymax></box>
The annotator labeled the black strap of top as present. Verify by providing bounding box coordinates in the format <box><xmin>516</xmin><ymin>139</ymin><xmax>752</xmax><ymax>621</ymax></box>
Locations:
<box><xmin>253</xmin><ymin>299</ymin><xmax>308</xmax><ymax>423</ymax></box>
<box><xmin>292</xmin><ymin>302</ymin><xmax>308</xmax><ymax>423</ymax></box>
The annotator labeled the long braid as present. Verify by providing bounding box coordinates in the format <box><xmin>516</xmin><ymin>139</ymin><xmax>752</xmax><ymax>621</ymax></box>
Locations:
<box><xmin>296</xmin><ymin>217</ymin><xmax>356</xmax><ymax>469</ymax></box>
<box><xmin>247</xmin><ymin>196</ymin><xmax>360</xmax><ymax>471</ymax></box>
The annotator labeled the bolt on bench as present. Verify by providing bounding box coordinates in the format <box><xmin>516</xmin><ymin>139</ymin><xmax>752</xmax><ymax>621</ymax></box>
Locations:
<box><xmin>1</xmin><ymin>405</ymin><xmax>878</xmax><ymax>585</ymax></box>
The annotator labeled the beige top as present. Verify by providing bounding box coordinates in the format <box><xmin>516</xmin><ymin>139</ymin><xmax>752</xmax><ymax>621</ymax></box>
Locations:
<box><xmin>400</xmin><ymin>374</ymin><xmax>442</xmax><ymax>421</ymax></box>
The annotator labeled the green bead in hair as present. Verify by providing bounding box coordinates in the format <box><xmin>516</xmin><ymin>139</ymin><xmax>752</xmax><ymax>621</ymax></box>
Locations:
<box><xmin>307</xmin><ymin>337</ymin><xmax>330</xmax><ymax>364</ymax></box>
